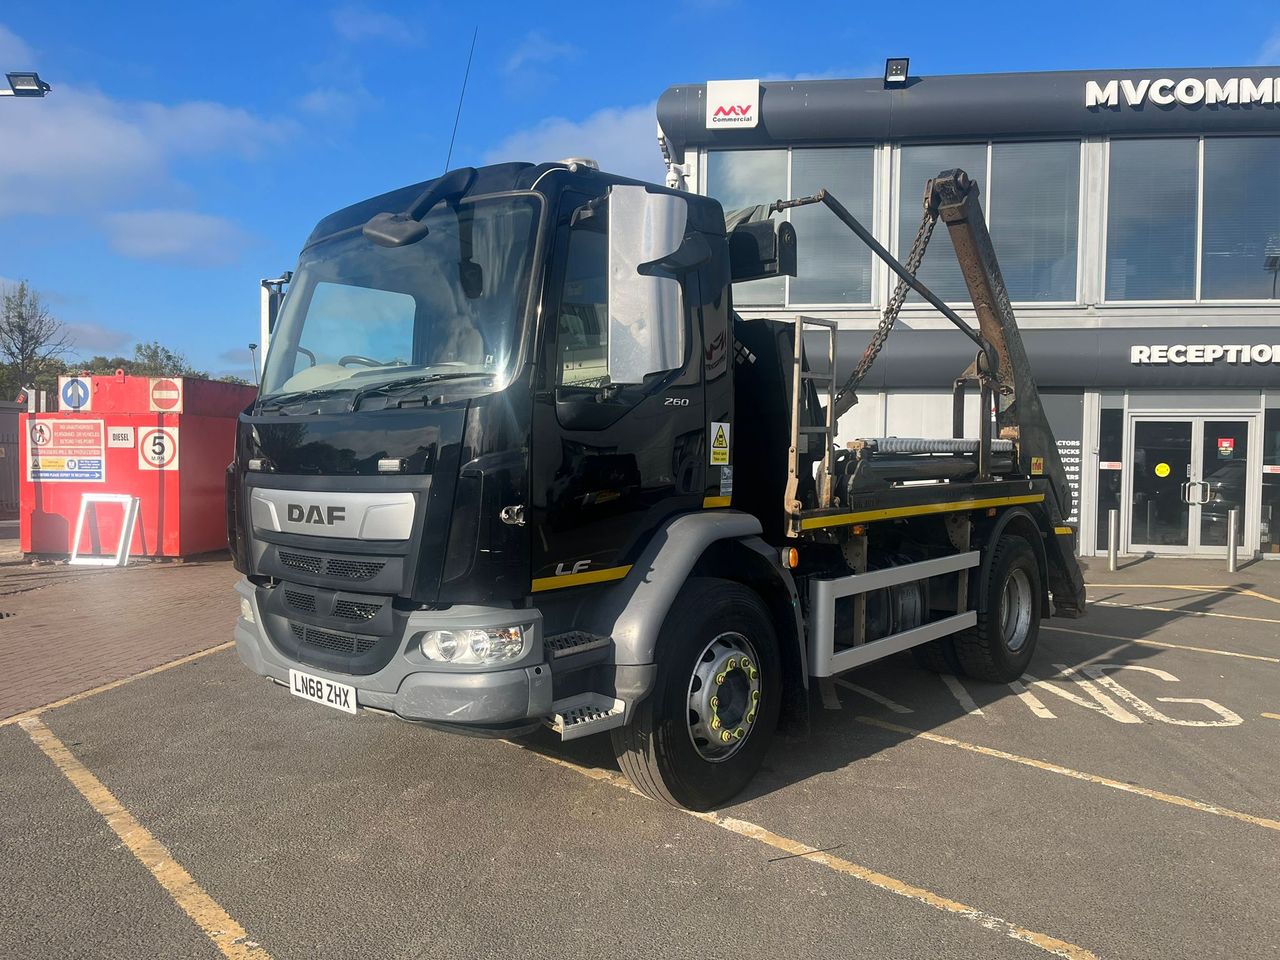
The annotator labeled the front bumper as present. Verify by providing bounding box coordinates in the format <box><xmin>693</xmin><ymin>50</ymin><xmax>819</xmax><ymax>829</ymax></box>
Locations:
<box><xmin>234</xmin><ymin>577</ymin><xmax>553</xmax><ymax>724</ymax></box>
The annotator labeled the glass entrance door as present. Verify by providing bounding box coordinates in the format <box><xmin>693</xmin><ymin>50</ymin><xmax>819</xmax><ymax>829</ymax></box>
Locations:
<box><xmin>1128</xmin><ymin>417</ymin><xmax>1252</xmax><ymax>555</ymax></box>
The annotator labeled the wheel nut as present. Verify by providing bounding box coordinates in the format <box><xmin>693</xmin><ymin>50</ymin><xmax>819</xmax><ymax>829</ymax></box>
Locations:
<box><xmin>746</xmin><ymin>710</ymin><xmax>756</xmax><ymax>724</ymax></box>
<box><xmin>711</xmin><ymin>717</ymin><xmax>721</xmax><ymax>730</ymax></box>
<box><xmin>726</xmin><ymin>658</ymin><xmax>738</xmax><ymax>671</ymax></box>
<box><xmin>720</xmin><ymin>731</ymin><xmax>732</xmax><ymax>742</ymax></box>
<box><xmin>733</xmin><ymin>728</ymin><xmax>744</xmax><ymax>740</ymax></box>
<box><xmin>748</xmin><ymin>668</ymin><xmax>758</xmax><ymax>680</ymax></box>
<box><xmin>751</xmin><ymin>690</ymin><xmax>760</xmax><ymax>702</ymax></box>
<box><xmin>715</xmin><ymin>673</ymin><xmax>726</xmax><ymax>685</ymax></box>
<box><xmin>710</xmin><ymin>696</ymin><xmax>719</xmax><ymax>708</ymax></box>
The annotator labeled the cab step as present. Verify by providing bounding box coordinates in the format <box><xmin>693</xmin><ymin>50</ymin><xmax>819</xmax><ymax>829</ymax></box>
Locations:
<box><xmin>548</xmin><ymin>693</ymin><xmax>625</xmax><ymax>741</ymax></box>
<box><xmin>544</xmin><ymin>631</ymin><xmax>611</xmax><ymax>659</ymax></box>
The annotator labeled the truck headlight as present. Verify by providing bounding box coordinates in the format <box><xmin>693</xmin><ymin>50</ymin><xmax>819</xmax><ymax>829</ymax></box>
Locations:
<box><xmin>420</xmin><ymin>626</ymin><xmax>527</xmax><ymax>664</ymax></box>
<box><xmin>240</xmin><ymin>597</ymin><xmax>255</xmax><ymax>624</ymax></box>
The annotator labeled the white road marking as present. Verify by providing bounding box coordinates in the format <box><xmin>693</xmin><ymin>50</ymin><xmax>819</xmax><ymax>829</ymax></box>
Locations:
<box><xmin>819</xmin><ymin>678</ymin><xmax>842</xmax><ymax>711</ymax></box>
<box><xmin>1008</xmin><ymin>679</ymin><xmax>1056</xmax><ymax>719</ymax></box>
<box><xmin>1043</xmin><ymin>625</ymin><xmax>1279</xmax><ymax>664</ymax></box>
<box><xmin>1080</xmin><ymin>664</ymin><xmax>1244</xmax><ymax>728</ymax></box>
<box><xmin>1022</xmin><ymin>666</ymin><xmax>1141</xmax><ymax>723</ymax></box>
<box><xmin>834</xmin><ymin>679</ymin><xmax>914</xmax><ymax>714</ymax></box>
<box><xmin>940</xmin><ymin>674</ymin><xmax>985</xmax><ymax>717</ymax></box>
<box><xmin>1093</xmin><ymin>599</ymin><xmax>1280</xmax><ymax>626</ymax></box>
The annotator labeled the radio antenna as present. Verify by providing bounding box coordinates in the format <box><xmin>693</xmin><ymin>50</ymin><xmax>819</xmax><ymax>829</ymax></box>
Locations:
<box><xmin>444</xmin><ymin>26</ymin><xmax>478</xmax><ymax>173</ymax></box>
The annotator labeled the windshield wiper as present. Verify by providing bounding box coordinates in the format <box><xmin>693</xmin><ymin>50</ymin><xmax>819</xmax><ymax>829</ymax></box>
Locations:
<box><xmin>257</xmin><ymin>388</ymin><xmax>351</xmax><ymax>413</ymax></box>
<box><xmin>350</xmin><ymin>372</ymin><xmax>493</xmax><ymax>410</ymax></box>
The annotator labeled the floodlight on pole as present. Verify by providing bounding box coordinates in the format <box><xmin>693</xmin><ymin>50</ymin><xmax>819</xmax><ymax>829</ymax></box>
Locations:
<box><xmin>1</xmin><ymin>72</ymin><xmax>53</xmax><ymax>98</ymax></box>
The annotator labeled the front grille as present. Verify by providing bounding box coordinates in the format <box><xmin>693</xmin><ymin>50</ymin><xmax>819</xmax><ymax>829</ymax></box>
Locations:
<box><xmin>284</xmin><ymin>589</ymin><xmax>316</xmax><ymax>613</ymax></box>
<box><xmin>276</xmin><ymin>549</ymin><xmax>385</xmax><ymax>582</ymax></box>
<box><xmin>334</xmin><ymin>599</ymin><xmax>381</xmax><ymax>621</ymax></box>
<box><xmin>290</xmin><ymin>622</ymin><xmax>377</xmax><ymax>655</ymax></box>
<box><xmin>279</xmin><ymin>551</ymin><xmax>322</xmax><ymax>574</ymax></box>
<box><xmin>326</xmin><ymin>558</ymin><xmax>385</xmax><ymax>581</ymax></box>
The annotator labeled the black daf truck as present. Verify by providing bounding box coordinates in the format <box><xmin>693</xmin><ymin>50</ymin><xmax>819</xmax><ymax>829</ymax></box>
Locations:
<box><xmin>229</xmin><ymin>159</ymin><xmax>1085</xmax><ymax>810</ymax></box>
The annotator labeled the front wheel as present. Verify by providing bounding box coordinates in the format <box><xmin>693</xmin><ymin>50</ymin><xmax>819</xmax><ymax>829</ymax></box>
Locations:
<box><xmin>612</xmin><ymin>578</ymin><xmax>781</xmax><ymax>810</ymax></box>
<box><xmin>954</xmin><ymin>534</ymin><xmax>1042</xmax><ymax>682</ymax></box>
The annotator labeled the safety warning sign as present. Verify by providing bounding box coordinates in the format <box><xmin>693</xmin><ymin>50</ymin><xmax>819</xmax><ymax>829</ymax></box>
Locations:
<box><xmin>27</xmin><ymin>419</ymin><xmax>106</xmax><ymax>482</ymax></box>
<box><xmin>149</xmin><ymin>377</ymin><xmax>183</xmax><ymax>413</ymax></box>
<box><xmin>710</xmin><ymin>421</ymin><xmax>730</xmax><ymax>465</ymax></box>
<box><xmin>138</xmin><ymin>426</ymin><xmax>179</xmax><ymax>470</ymax></box>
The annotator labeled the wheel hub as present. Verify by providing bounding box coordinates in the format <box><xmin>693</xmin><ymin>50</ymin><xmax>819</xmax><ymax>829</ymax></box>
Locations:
<box><xmin>687</xmin><ymin>632</ymin><xmax>761</xmax><ymax>761</ymax></box>
<box><xmin>1000</xmin><ymin>567</ymin><xmax>1033</xmax><ymax>652</ymax></box>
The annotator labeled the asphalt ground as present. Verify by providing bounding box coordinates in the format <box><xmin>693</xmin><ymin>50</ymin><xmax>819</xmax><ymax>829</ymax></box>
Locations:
<box><xmin>2</xmin><ymin>556</ymin><xmax>1278</xmax><ymax>959</ymax></box>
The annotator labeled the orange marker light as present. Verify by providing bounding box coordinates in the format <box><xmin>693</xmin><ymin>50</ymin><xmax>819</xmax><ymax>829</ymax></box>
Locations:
<box><xmin>785</xmin><ymin>547</ymin><xmax>800</xmax><ymax>569</ymax></box>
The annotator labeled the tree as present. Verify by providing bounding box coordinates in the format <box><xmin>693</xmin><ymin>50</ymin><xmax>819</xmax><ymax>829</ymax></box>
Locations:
<box><xmin>0</xmin><ymin>280</ymin><xmax>71</xmax><ymax>397</ymax></box>
<box><xmin>129</xmin><ymin>340</ymin><xmax>207</xmax><ymax>378</ymax></box>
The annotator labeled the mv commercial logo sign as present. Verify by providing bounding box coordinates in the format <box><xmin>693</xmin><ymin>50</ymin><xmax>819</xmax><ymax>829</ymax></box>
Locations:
<box><xmin>706</xmin><ymin>79</ymin><xmax>759</xmax><ymax>129</ymax></box>
<box><xmin>1086</xmin><ymin>75</ymin><xmax>1280</xmax><ymax>109</ymax></box>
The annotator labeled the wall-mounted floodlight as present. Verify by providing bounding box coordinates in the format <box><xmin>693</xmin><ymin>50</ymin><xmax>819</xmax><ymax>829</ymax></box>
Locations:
<box><xmin>2</xmin><ymin>72</ymin><xmax>53</xmax><ymax>97</ymax></box>
<box><xmin>884</xmin><ymin>58</ymin><xmax>909</xmax><ymax>89</ymax></box>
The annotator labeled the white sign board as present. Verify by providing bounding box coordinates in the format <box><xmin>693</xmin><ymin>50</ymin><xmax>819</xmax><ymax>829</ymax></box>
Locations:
<box><xmin>138</xmin><ymin>426</ymin><xmax>179</xmax><ymax>471</ymax></box>
<box><xmin>706</xmin><ymin>79</ymin><xmax>759</xmax><ymax>129</ymax></box>
<box><xmin>28</xmin><ymin>419</ymin><xmax>106</xmax><ymax>482</ymax></box>
<box><xmin>107</xmin><ymin>426</ymin><xmax>135</xmax><ymax>448</ymax></box>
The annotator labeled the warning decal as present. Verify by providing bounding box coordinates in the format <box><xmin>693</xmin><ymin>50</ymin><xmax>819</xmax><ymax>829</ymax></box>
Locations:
<box><xmin>1030</xmin><ymin>456</ymin><xmax>1044</xmax><ymax>476</ymax></box>
<box><xmin>28</xmin><ymin>419</ymin><xmax>106</xmax><ymax>482</ymax></box>
<box><xmin>710</xmin><ymin>421</ymin><xmax>730</xmax><ymax>466</ymax></box>
<box><xmin>138</xmin><ymin>427</ymin><xmax>179</xmax><ymax>471</ymax></box>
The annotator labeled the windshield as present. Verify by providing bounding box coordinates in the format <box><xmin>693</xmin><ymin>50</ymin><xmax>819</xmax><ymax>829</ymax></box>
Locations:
<box><xmin>260</xmin><ymin>193</ymin><xmax>541</xmax><ymax>399</ymax></box>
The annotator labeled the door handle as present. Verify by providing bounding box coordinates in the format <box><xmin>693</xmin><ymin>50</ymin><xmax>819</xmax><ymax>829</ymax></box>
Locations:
<box><xmin>1197</xmin><ymin>481</ymin><xmax>1211</xmax><ymax>505</ymax></box>
<box><xmin>1180</xmin><ymin>482</ymin><xmax>1193</xmax><ymax>504</ymax></box>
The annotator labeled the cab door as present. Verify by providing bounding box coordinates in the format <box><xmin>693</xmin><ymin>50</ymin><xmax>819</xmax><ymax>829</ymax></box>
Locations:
<box><xmin>528</xmin><ymin>187</ymin><xmax>705</xmax><ymax>591</ymax></box>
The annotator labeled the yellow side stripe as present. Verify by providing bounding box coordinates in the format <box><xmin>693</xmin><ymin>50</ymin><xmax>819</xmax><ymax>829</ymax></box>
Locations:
<box><xmin>798</xmin><ymin>493</ymin><xmax>1045</xmax><ymax>531</ymax></box>
<box><xmin>702</xmin><ymin>495</ymin><xmax>732</xmax><ymax>508</ymax></box>
<box><xmin>532</xmin><ymin>564</ymin><xmax>632</xmax><ymax>592</ymax></box>
<box><xmin>1055</xmin><ymin>526</ymin><xmax>1074</xmax><ymax>535</ymax></box>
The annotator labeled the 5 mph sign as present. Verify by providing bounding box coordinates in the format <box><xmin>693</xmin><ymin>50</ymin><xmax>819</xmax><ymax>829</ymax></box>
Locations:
<box><xmin>138</xmin><ymin>426</ymin><xmax>179</xmax><ymax>470</ymax></box>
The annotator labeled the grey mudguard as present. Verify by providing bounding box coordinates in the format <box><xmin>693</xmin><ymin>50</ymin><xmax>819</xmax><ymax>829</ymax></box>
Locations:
<box><xmin>589</xmin><ymin>510</ymin><xmax>765</xmax><ymax>666</ymax></box>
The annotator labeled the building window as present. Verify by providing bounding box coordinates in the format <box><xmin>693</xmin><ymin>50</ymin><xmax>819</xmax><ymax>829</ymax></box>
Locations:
<box><xmin>789</xmin><ymin>147</ymin><xmax>875</xmax><ymax>304</ymax></box>
<box><xmin>1105</xmin><ymin>138</ymin><xmax>1199</xmax><ymax>302</ymax></box>
<box><xmin>897</xmin><ymin>144</ymin><xmax>988</xmax><ymax>303</ymax></box>
<box><xmin>989</xmin><ymin>142</ymin><xmax>1080</xmax><ymax>302</ymax></box>
<box><xmin>1202</xmin><ymin>137</ymin><xmax>1280</xmax><ymax>301</ymax></box>
<box><xmin>705</xmin><ymin>150</ymin><xmax>787</xmax><ymax>305</ymax></box>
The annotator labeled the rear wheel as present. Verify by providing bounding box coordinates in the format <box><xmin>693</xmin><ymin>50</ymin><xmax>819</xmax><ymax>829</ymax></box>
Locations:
<box><xmin>612</xmin><ymin>578</ymin><xmax>780</xmax><ymax>810</ymax></box>
<box><xmin>954</xmin><ymin>534</ymin><xmax>1041</xmax><ymax>682</ymax></box>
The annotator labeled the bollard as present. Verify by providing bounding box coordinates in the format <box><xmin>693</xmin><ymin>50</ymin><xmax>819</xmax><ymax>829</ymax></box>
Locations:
<box><xmin>1108</xmin><ymin>508</ymin><xmax>1119</xmax><ymax>573</ymax></box>
<box><xmin>1227</xmin><ymin>508</ymin><xmax>1239</xmax><ymax>574</ymax></box>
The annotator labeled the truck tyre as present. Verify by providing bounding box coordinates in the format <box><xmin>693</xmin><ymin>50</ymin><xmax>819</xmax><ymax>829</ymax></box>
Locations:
<box><xmin>611</xmin><ymin>578</ymin><xmax>781</xmax><ymax>810</ymax></box>
<box><xmin>911</xmin><ymin>637</ymin><xmax>961</xmax><ymax>674</ymax></box>
<box><xmin>954</xmin><ymin>534</ymin><xmax>1041</xmax><ymax>683</ymax></box>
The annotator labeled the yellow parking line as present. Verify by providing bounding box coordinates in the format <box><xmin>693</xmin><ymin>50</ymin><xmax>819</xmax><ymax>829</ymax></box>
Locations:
<box><xmin>519</xmin><ymin>747</ymin><xmax>1097</xmax><ymax>959</ymax></box>
<box><xmin>1263</xmin><ymin>713</ymin><xmax>1280</xmax><ymax>722</ymax></box>
<box><xmin>19</xmin><ymin>716</ymin><xmax>270</xmax><ymax>959</ymax></box>
<box><xmin>1093</xmin><ymin>599</ymin><xmax>1280</xmax><ymax>626</ymax></box>
<box><xmin>856</xmin><ymin>716</ymin><xmax>1280</xmax><ymax>833</ymax></box>
<box><xmin>1042</xmin><ymin>625</ymin><xmax>1280</xmax><ymax>664</ymax></box>
<box><xmin>0</xmin><ymin>642</ymin><xmax>234</xmax><ymax>728</ymax></box>
<box><xmin>1084</xmin><ymin>583</ymin><xmax>1280</xmax><ymax>605</ymax></box>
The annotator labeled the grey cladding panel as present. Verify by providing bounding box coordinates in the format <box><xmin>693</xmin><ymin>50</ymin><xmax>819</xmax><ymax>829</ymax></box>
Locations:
<box><xmin>250</xmin><ymin>488</ymin><xmax>416</xmax><ymax>541</ymax></box>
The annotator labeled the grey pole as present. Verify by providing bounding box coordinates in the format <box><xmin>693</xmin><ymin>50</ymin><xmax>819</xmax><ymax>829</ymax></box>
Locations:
<box><xmin>1227</xmin><ymin>508</ymin><xmax>1239</xmax><ymax>574</ymax></box>
<box><xmin>1108</xmin><ymin>508</ymin><xmax>1119</xmax><ymax>573</ymax></box>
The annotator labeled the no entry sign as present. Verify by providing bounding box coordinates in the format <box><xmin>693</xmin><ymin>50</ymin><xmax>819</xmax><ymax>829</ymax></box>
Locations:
<box><xmin>149</xmin><ymin>377</ymin><xmax>184</xmax><ymax>413</ymax></box>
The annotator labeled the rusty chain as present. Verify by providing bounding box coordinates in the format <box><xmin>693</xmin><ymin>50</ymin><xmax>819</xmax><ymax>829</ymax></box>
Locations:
<box><xmin>833</xmin><ymin>204</ymin><xmax>939</xmax><ymax>410</ymax></box>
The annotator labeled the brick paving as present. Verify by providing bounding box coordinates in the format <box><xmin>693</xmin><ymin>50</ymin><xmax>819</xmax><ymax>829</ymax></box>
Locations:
<box><xmin>0</xmin><ymin>558</ymin><xmax>240</xmax><ymax>719</ymax></box>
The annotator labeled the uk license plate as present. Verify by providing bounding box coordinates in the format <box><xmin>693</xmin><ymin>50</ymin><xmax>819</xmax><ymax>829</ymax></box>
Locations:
<box><xmin>288</xmin><ymin>669</ymin><xmax>357</xmax><ymax>715</ymax></box>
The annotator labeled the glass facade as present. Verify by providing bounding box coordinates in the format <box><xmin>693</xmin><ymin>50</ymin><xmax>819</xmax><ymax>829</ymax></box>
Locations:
<box><xmin>1105</xmin><ymin>139</ymin><xmax>1199</xmax><ymax>302</ymax></box>
<box><xmin>989</xmin><ymin>142</ymin><xmax>1079</xmax><ymax>302</ymax></box>
<box><xmin>789</xmin><ymin>148</ymin><xmax>875</xmax><ymax>304</ymax></box>
<box><xmin>704</xmin><ymin>150</ymin><xmax>786</xmax><ymax>305</ymax></box>
<box><xmin>1202</xmin><ymin>138</ymin><xmax>1280</xmax><ymax>301</ymax></box>
<box><xmin>897</xmin><ymin>144</ymin><xmax>988</xmax><ymax>303</ymax></box>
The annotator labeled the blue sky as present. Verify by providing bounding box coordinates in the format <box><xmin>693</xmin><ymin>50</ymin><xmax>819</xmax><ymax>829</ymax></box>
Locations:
<box><xmin>2</xmin><ymin>1</ymin><xmax>1278</xmax><ymax>380</ymax></box>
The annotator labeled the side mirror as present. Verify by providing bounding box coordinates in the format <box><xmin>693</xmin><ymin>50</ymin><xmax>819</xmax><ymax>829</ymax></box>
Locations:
<box><xmin>729</xmin><ymin>219</ymin><xmax>797</xmax><ymax>283</ymax></box>
<box><xmin>607</xmin><ymin>186</ymin><xmax>688</xmax><ymax>385</ymax></box>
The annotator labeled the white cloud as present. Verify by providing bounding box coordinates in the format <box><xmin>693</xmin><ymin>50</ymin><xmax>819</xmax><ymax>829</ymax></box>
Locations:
<box><xmin>101</xmin><ymin>210</ymin><xmax>251</xmax><ymax>266</ymax></box>
<box><xmin>505</xmin><ymin>31</ymin><xmax>578</xmax><ymax>75</ymax></box>
<box><xmin>1260</xmin><ymin>28</ymin><xmax>1280</xmax><ymax>64</ymax></box>
<box><xmin>330</xmin><ymin>5</ymin><xmax>420</xmax><ymax>45</ymax></box>
<box><xmin>483</xmin><ymin>102</ymin><xmax>665</xmax><ymax>184</ymax></box>
<box><xmin>0</xmin><ymin>83</ymin><xmax>284</xmax><ymax>217</ymax></box>
<box><xmin>64</xmin><ymin>322</ymin><xmax>133</xmax><ymax>354</ymax></box>
<box><xmin>0</xmin><ymin>23</ymin><xmax>34</xmax><ymax>64</ymax></box>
